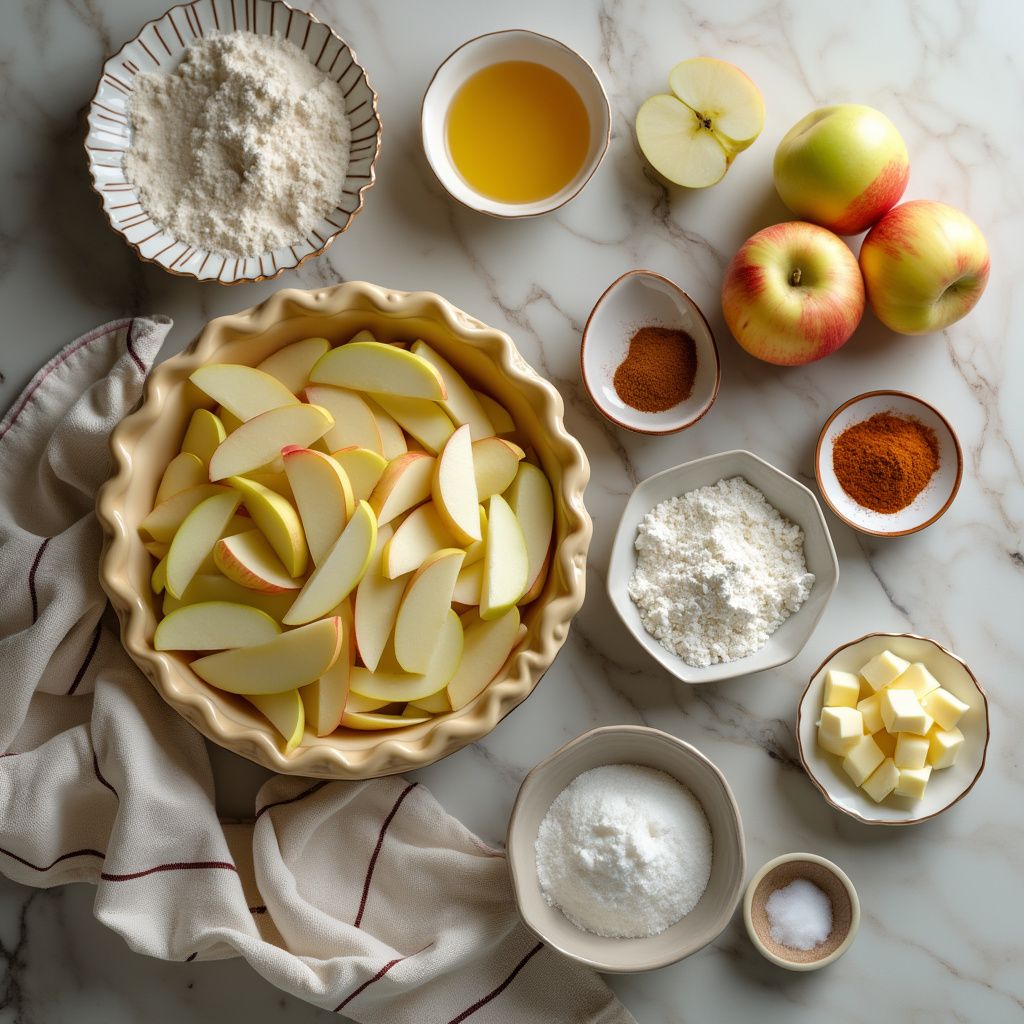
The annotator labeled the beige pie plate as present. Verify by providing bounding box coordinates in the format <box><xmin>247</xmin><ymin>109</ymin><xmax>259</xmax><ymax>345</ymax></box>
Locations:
<box><xmin>97</xmin><ymin>282</ymin><xmax>591</xmax><ymax>778</ymax></box>
<box><xmin>85</xmin><ymin>0</ymin><xmax>381</xmax><ymax>284</ymax></box>
<box><xmin>797</xmin><ymin>633</ymin><xmax>989</xmax><ymax>825</ymax></box>
<box><xmin>506</xmin><ymin>726</ymin><xmax>745</xmax><ymax>973</ymax></box>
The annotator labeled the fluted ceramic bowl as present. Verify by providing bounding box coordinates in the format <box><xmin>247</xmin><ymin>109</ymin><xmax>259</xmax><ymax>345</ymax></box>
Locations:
<box><xmin>97</xmin><ymin>282</ymin><xmax>591</xmax><ymax>778</ymax></box>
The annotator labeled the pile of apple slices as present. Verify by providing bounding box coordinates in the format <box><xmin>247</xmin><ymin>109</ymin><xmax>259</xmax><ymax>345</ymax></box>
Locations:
<box><xmin>142</xmin><ymin>332</ymin><xmax>554</xmax><ymax>751</ymax></box>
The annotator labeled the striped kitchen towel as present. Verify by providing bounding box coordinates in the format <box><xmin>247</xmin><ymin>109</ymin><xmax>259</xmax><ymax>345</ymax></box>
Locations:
<box><xmin>0</xmin><ymin>317</ymin><xmax>634</xmax><ymax>1024</ymax></box>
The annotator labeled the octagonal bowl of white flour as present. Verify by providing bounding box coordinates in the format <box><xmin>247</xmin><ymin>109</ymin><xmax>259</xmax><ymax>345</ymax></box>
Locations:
<box><xmin>608</xmin><ymin>450</ymin><xmax>839</xmax><ymax>684</ymax></box>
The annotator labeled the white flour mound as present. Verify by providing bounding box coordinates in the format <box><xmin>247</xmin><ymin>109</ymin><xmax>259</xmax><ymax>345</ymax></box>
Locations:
<box><xmin>124</xmin><ymin>31</ymin><xmax>351</xmax><ymax>258</ymax></box>
<box><xmin>628</xmin><ymin>476</ymin><xmax>815</xmax><ymax>667</ymax></box>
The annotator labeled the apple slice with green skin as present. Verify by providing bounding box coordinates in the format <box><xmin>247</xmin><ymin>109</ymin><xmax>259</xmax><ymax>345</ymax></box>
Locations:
<box><xmin>363</xmin><ymin>397</ymin><xmax>408</xmax><ymax>460</ymax></box>
<box><xmin>300</xmin><ymin>599</ymin><xmax>354</xmax><ymax>736</ymax></box>
<box><xmin>382</xmin><ymin>503</ymin><xmax>454</xmax><ymax>579</ymax></box>
<box><xmin>353</xmin><ymin>524</ymin><xmax>405</xmax><ymax>671</ymax></box>
<box><xmin>367</xmin><ymin>394</ymin><xmax>454</xmax><ymax>454</ymax></box>
<box><xmin>341</xmin><ymin>710</ymin><xmax>431</xmax><ymax>730</ymax></box>
<box><xmin>479</xmin><ymin>495</ymin><xmax>528</xmax><ymax>620</ymax></box>
<box><xmin>256</xmin><ymin>337</ymin><xmax>330</xmax><ymax>395</ymax></box>
<box><xmin>151</xmin><ymin>555</ymin><xmax>168</xmax><ymax>595</ymax></box>
<box><xmin>154</xmin><ymin>601</ymin><xmax>281</xmax><ymax>650</ymax></box>
<box><xmin>140</xmin><ymin>484</ymin><xmax>232</xmax><ymax>543</ymax></box>
<box><xmin>283</xmin><ymin>501</ymin><xmax>377</xmax><ymax>626</ymax></box>
<box><xmin>156</xmin><ymin>452</ymin><xmax>207</xmax><ymax>505</ymax></box>
<box><xmin>504</xmin><ymin>462</ymin><xmax>554</xmax><ymax>603</ymax></box>
<box><xmin>303</xmin><ymin>385</ymin><xmax>383</xmax><ymax>455</ymax></box>
<box><xmin>247</xmin><ymin>689</ymin><xmax>305</xmax><ymax>752</ymax></box>
<box><xmin>181</xmin><ymin>409</ymin><xmax>226</xmax><ymax>464</ymax></box>
<box><xmin>636</xmin><ymin>57</ymin><xmax>765</xmax><ymax>188</ymax></box>
<box><xmin>166</xmin><ymin>490</ymin><xmax>243</xmax><ymax>598</ymax></box>
<box><xmin>410</xmin><ymin>341</ymin><xmax>494</xmax><ymax>439</ymax></box>
<box><xmin>214</xmin><ymin>530</ymin><xmax>301</xmax><ymax>593</ymax></box>
<box><xmin>432</xmin><ymin>425</ymin><xmax>481</xmax><ymax>545</ymax></box>
<box><xmin>332</xmin><ymin>447</ymin><xmax>388</xmax><ymax>503</ymax></box>
<box><xmin>473</xmin><ymin>391</ymin><xmax>515</xmax><ymax>436</ymax></box>
<box><xmin>190</xmin><ymin>364</ymin><xmax>299</xmax><ymax>421</ymax></box>
<box><xmin>452</xmin><ymin>559</ymin><xmax>483</xmax><ymax>605</ymax></box>
<box><xmin>208</xmin><ymin>404</ymin><xmax>333</xmax><ymax>482</ymax></box>
<box><xmin>282</xmin><ymin>446</ymin><xmax>354</xmax><ymax>566</ymax></box>
<box><xmin>162</xmin><ymin>573</ymin><xmax>296</xmax><ymax>619</ymax></box>
<box><xmin>309</xmin><ymin>341</ymin><xmax>447</xmax><ymax>401</ymax></box>
<box><xmin>369</xmin><ymin>451</ymin><xmax>435</xmax><ymax>526</ymax></box>
<box><xmin>473</xmin><ymin>438</ymin><xmax>525</xmax><ymax>500</ymax></box>
<box><xmin>191</xmin><ymin>616</ymin><xmax>342</xmax><ymax>695</ymax></box>
<box><xmin>394</xmin><ymin>548</ymin><xmax>465</xmax><ymax>673</ymax></box>
<box><xmin>229</xmin><ymin>476</ymin><xmax>308</xmax><ymax>578</ymax></box>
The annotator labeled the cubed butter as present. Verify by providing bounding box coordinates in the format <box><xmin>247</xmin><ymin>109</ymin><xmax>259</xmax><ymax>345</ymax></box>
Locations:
<box><xmin>927</xmin><ymin>726</ymin><xmax>964</xmax><ymax>769</ymax></box>
<box><xmin>862</xmin><ymin>757</ymin><xmax>900</xmax><ymax>803</ymax></box>
<box><xmin>817</xmin><ymin>706</ymin><xmax>864</xmax><ymax>755</ymax></box>
<box><xmin>893</xmin><ymin>662</ymin><xmax>941</xmax><ymax>701</ymax></box>
<box><xmin>923</xmin><ymin>688</ymin><xmax>969</xmax><ymax>731</ymax></box>
<box><xmin>859</xmin><ymin>650</ymin><xmax>911</xmax><ymax>692</ymax></box>
<box><xmin>894</xmin><ymin>765</ymin><xmax>932</xmax><ymax>800</ymax></box>
<box><xmin>873</xmin><ymin>729</ymin><xmax>897</xmax><ymax>758</ymax></box>
<box><xmin>893</xmin><ymin>732</ymin><xmax>930</xmax><ymax>769</ymax></box>
<box><xmin>880</xmin><ymin>688</ymin><xmax>933</xmax><ymax>736</ymax></box>
<box><xmin>823</xmin><ymin>669</ymin><xmax>861</xmax><ymax>708</ymax></box>
<box><xmin>842</xmin><ymin>734</ymin><xmax>885</xmax><ymax>786</ymax></box>
<box><xmin>857</xmin><ymin>693</ymin><xmax>884</xmax><ymax>734</ymax></box>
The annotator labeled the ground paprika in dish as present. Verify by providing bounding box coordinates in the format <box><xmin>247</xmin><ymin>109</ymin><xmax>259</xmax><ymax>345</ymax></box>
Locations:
<box><xmin>613</xmin><ymin>326</ymin><xmax>698</xmax><ymax>412</ymax></box>
<box><xmin>832</xmin><ymin>412</ymin><xmax>940</xmax><ymax>514</ymax></box>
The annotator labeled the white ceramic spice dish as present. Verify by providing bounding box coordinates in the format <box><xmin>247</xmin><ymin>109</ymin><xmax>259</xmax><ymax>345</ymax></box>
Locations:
<box><xmin>815</xmin><ymin>390</ymin><xmax>962</xmax><ymax>536</ymax></box>
<box><xmin>580</xmin><ymin>270</ymin><xmax>721</xmax><ymax>434</ymax></box>
<box><xmin>608</xmin><ymin>450</ymin><xmax>839</xmax><ymax>684</ymax></box>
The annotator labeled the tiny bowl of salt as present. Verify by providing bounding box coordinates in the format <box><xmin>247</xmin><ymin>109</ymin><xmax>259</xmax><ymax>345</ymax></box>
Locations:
<box><xmin>506</xmin><ymin>725</ymin><xmax>746</xmax><ymax>973</ymax></box>
<box><xmin>744</xmin><ymin>853</ymin><xmax>859</xmax><ymax>971</ymax></box>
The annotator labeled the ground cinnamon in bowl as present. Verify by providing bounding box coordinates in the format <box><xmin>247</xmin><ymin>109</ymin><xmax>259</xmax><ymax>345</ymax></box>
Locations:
<box><xmin>613</xmin><ymin>326</ymin><xmax>698</xmax><ymax>412</ymax></box>
<box><xmin>832</xmin><ymin>412</ymin><xmax>940</xmax><ymax>514</ymax></box>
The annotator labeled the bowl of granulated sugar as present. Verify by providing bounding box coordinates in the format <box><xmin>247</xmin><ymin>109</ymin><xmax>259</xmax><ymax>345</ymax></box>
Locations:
<box><xmin>85</xmin><ymin>1</ymin><xmax>381</xmax><ymax>284</ymax></box>
<box><xmin>506</xmin><ymin>725</ymin><xmax>746</xmax><ymax>972</ymax></box>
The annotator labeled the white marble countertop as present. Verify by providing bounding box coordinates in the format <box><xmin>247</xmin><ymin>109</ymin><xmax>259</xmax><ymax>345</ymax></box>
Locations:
<box><xmin>1</xmin><ymin>0</ymin><xmax>1022</xmax><ymax>1021</ymax></box>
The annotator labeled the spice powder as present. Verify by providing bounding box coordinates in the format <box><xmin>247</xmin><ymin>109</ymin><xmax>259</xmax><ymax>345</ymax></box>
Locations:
<box><xmin>613</xmin><ymin>326</ymin><xmax>698</xmax><ymax>412</ymax></box>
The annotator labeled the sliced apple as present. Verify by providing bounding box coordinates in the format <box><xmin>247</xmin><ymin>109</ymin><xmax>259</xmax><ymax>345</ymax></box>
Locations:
<box><xmin>165</xmin><ymin>490</ymin><xmax>243</xmax><ymax>598</ymax></box>
<box><xmin>228</xmin><ymin>476</ymin><xmax>308</xmax><ymax>578</ymax></box>
<box><xmin>479</xmin><ymin>495</ymin><xmax>529</xmax><ymax>619</ymax></box>
<box><xmin>382</xmin><ymin>503</ymin><xmax>455</xmax><ymax>579</ymax></box>
<box><xmin>369</xmin><ymin>451</ymin><xmax>436</xmax><ymax>526</ymax></box>
<box><xmin>256</xmin><ymin>337</ymin><xmax>330</xmax><ymax>394</ymax></box>
<box><xmin>283</xmin><ymin>501</ymin><xmax>377</xmax><ymax>626</ymax></box>
<box><xmin>432</xmin><ymin>425</ymin><xmax>481</xmax><ymax>545</ymax></box>
<box><xmin>139</xmin><ymin>484</ymin><xmax>232</xmax><ymax>543</ymax></box>
<box><xmin>151</xmin><ymin>555</ymin><xmax>168</xmax><ymax>595</ymax></box>
<box><xmin>341</xmin><ymin>710</ymin><xmax>431</xmax><ymax>730</ymax></box>
<box><xmin>162</xmin><ymin>573</ymin><xmax>295</xmax><ymax>619</ymax></box>
<box><xmin>668</xmin><ymin>57</ymin><xmax>764</xmax><ymax>156</ymax></box>
<box><xmin>282</xmin><ymin>447</ymin><xmax>354</xmax><ymax>566</ymax></box>
<box><xmin>218</xmin><ymin>406</ymin><xmax>245</xmax><ymax>434</ymax></box>
<box><xmin>303</xmin><ymin>385</ymin><xmax>383</xmax><ymax>455</ymax></box>
<box><xmin>300</xmin><ymin>599</ymin><xmax>354</xmax><ymax>736</ymax></box>
<box><xmin>214</xmin><ymin>530</ymin><xmax>301</xmax><ymax>593</ymax></box>
<box><xmin>346</xmin><ymin>692</ymin><xmax>388</xmax><ymax>714</ymax></box>
<box><xmin>144</xmin><ymin>540</ymin><xmax>170</xmax><ymax>559</ymax></box>
<box><xmin>393</xmin><ymin>548</ymin><xmax>465</xmax><ymax>673</ymax></box>
<box><xmin>154</xmin><ymin>601</ymin><xmax>281</xmax><ymax>650</ymax></box>
<box><xmin>181</xmin><ymin>409</ymin><xmax>226</xmax><ymax>464</ymax></box>
<box><xmin>367</xmin><ymin>394</ymin><xmax>455</xmax><ymax>454</ymax></box>
<box><xmin>241</xmin><ymin>469</ymin><xmax>293</xmax><ymax>501</ymax></box>
<box><xmin>363</xmin><ymin>397</ymin><xmax>409</xmax><ymax>460</ymax></box>
<box><xmin>191</xmin><ymin>617</ymin><xmax>342</xmax><ymax>694</ymax></box>
<box><xmin>208</xmin><ymin>404</ymin><xmax>333</xmax><ymax>482</ymax></box>
<box><xmin>473</xmin><ymin>390</ymin><xmax>516</xmax><ymax>436</ymax></box>
<box><xmin>332</xmin><ymin>447</ymin><xmax>388</xmax><ymax>502</ymax></box>
<box><xmin>452</xmin><ymin>559</ymin><xmax>483</xmax><ymax>606</ymax></box>
<box><xmin>353</xmin><ymin>524</ymin><xmax>405</xmax><ymax>672</ymax></box>
<box><xmin>190</xmin><ymin>364</ymin><xmax>298</xmax><ymax>421</ymax></box>
<box><xmin>473</xmin><ymin>438</ymin><xmax>525</xmax><ymax>500</ymax></box>
<box><xmin>156</xmin><ymin>452</ymin><xmax>207</xmax><ymax>505</ymax></box>
<box><xmin>505</xmin><ymin>462</ymin><xmax>554</xmax><ymax>603</ymax></box>
<box><xmin>247</xmin><ymin>689</ymin><xmax>305</xmax><ymax>752</ymax></box>
<box><xmin>309</xmin><ymin>340</ymin><xmax>446</xmax><ymax>401</ymax></box>
<box><xmin>411</xmin><ymin>341</ymin><xmax>493</xmax><ymax>439</ymax></box>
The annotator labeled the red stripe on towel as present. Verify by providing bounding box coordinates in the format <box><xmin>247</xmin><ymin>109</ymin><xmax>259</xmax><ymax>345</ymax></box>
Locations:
<box><xmin>354</xmin><ymin>782</ymin><xmax>417</xmax><ymax>928</ymax></box>
<box><xmin>446</xmin><ymin>942</ymin><xmax>544</xmax><ymax>1024</ymax></box>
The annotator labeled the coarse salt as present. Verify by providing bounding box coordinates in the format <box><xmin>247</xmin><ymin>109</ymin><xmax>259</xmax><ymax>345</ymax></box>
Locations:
<box><xmin>765</xmin><ymin>878</ymin><xmax>833</xmax><ymax>950</ymax></box>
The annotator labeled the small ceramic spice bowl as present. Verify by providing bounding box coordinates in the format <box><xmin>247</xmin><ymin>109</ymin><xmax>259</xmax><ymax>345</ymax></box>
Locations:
<box><xmin>581</xmin><ymin>270</ymin><xmax>721</xmax><ymax>434</ymax></box>
<box><xmin>744</xmin><ymin>853</ymin><xmax>859</xmax><ymax>971</ymax></box>
<box><xmin>815</xmin><ymin>391</ymin><xmax>962</xmax><ymax>537</ymax></box>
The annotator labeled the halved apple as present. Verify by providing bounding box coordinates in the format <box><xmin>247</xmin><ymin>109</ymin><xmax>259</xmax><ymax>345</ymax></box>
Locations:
<box><xmin>411</xmin><ymin>341</ymin><xmax>493</xmax><ymax>439</ymax></box>
<box><xmin>473</xmin><ymin>391</ymin><xmax>516</xmax><ymax>436</ymax></box>
<box><xmin>432</xmin><ymin>425</ymin><xmax>481</xmax><ymax>545</ymax></box>
<box><xmin>156</xmin><ymin>452</ymin><xmax>207</xmax><ymax>505</ymax></box>
<box><xmin>283</xmin><ymin>501</ymin><xmax>377</xmax><ymax>626</ymax></box>
<box><xmin>214</xmin><ymin>530</ymin><xmax>301</xmax><ymax>593</ymax></box>
<box><xmin>208</xmin><ymin>404</ymin><xmax>333</xmax><ymax>481</ymax></box>
<box><xmin>480</xmin><ymin>494</ymin><xmax>529</xmax><ymax>620</ymax></box>
<box><xmin>139</xmin><ymin>484</ymin><xmax>232</xmax><ymax>543</ymax></box>
<box><xmin>368</xmin><ymin>394</ymin><xmax>455</xmax><ymax>454</ymax></box>
<box><xmin>190</xmin><ymin>364</ymin><xmax>298</xmax><ymax>421</ymax></box>
<box><xmin>382</xmin><ymin>503</ymin><xmax>454</xmax><ymax>579</ymax></box>
<box><xmin>309</xmin><ymin>340</ymin><xmax>446</xmax><ymax>401</ymax></box>
<box><xmin>191</xmin><ymin>616</ymin><xmax>342</xmax><ymax>694</ymax></box>
<box><xmin>393</xmin><ymin>548</ymin><xmax>465</xmax><ymax>673</ymax></box>
<box><xmin>247</xmin><ymin>689</ymin><xmax>305</xmax><ymax>752</ymax></box>
<box><xmin>300</xmin><ymin>599</ymin><xmax>354</xmax><ymax>736</ymax></box>
<box><xmin>166</xmin><ymin>490</ymin><xmax>243</xmax><ymax>598</ymax></box>
<box><xmin>181</xmin><ymin>409</ymin><xmax>226</xmax><ymax>464</ymax></box>
<box><xmin>332</xmin><ymin>447</ymin><xmax>388</xmax><ymax>502</ymax></box>
<box><xmin>505</xmin><ymin>462</ymin><xmax>554</xmax><ymax>602</ymax></box>
<box><xmin>303</xmin><ymin>385</ymin><xmax>383</xmax><ymax>455</ymax></box>
<box><xmin>162</xmin><ymin>573</ymin><xmax>295</xmax><ymax>619</ymax></box>
<box><xmin>282</xmin><ymin>446</ymin><xmax>354</xmax><ymax>566</ymax></box>
<box><xmin>341</xmin><ymin>710</ymin><xmax>431</xmax><ymax>730</ymax></box>
<box><xmin>363</xmin><ymin>397</ymin><xmax>408</xmax><ymax>460</ymax></box>
<box><xmin>452</xmin><ymin>559</ymin><xmax>483</xmax><ymax>606</ymax></box>
<box><xmin>229</xmin><ymin>476</ymin><xmax>308</xmax><ymax>578</ymax></box>
<box><xmin>353</xmin><ymin>524</ymin><xmax>405</xmax><ymax>671</ymax></box>
<box><xmin>369</xmin><ymin>451</ymin><xmax>435</xmax><ymax>526</ymax></box>
<box><xmin>256</xmin><ymin>337</ymin><xmax>330</xmax><ymax>394</ymax></box>
<box><xmin>473</xmin><ymin>438</ymin><xmax>525</xmax><ymax>500</ymax></box>
<box><xmin>154</xmin><ymin>601</ymin><xmax>281</xmax><ymax>650</ymax></box>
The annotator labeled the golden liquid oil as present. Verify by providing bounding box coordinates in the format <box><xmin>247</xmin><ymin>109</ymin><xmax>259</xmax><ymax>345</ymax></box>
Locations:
<box><xmin>445</xmin><ymin>61</ymin><xmax>591</xmax><ymax>204</ymax></box>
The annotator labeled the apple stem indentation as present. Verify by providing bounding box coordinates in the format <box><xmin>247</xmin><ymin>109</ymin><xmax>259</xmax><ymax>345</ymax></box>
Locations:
<box><xmin>789</xmin><ymin>267</ymin><xmax>803</xmax><ymax>287</ymax></box>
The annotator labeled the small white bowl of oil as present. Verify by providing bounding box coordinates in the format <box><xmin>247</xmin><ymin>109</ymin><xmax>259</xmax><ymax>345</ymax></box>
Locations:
<box><xmin>420</xmin><ymin>30</ymin><xmax>611</xmax><ymax>218</ymax></box>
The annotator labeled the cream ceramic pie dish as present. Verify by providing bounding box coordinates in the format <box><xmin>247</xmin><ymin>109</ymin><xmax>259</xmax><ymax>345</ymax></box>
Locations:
<box><xmin>96</xmin><ymin>282</ymin><xmax>591</xmax><ymax>778</ymax></box>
